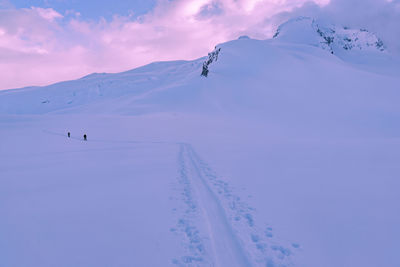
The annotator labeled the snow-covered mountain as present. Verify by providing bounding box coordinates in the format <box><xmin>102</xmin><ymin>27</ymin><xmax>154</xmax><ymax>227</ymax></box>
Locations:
<box><xmin>0</xmin><ymin>17</ymin><xmax>399</xmax><ymax>117</ymax></box>
<box><xmin>273</xmin><ymin>16</ymin><xmax>385</xmax><ymax>54</ymax></box>
<box><xmin>1</xmin><ymin>17</ymin><xmax>400</xmax><ymax>267</ymax></box>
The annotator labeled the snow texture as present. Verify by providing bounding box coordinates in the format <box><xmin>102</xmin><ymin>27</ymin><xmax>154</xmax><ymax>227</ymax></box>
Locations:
<box><xmin>1</xmin><ymin>17</ymin><xmax>400</xmax><ymax>267</ymax></box>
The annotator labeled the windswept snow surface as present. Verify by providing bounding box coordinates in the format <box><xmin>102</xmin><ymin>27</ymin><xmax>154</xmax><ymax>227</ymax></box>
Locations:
<box><xmin>1</xmin><ymin>21</ymin><xmax>400</xmax><ymax>267</ymax></box>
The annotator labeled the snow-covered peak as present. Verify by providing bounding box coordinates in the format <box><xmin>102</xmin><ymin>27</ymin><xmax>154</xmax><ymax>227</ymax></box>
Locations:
<box><xmin>273</xmin><ymin>17</ymin><xmax>385</xmax><ymax>54</ymax></box>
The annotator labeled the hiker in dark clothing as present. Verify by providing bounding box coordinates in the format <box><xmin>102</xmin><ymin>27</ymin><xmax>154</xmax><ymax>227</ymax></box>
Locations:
<box><xmin>67</xmin><ymin>132</ymin><xmax>70</xmax><ymax>138</ymax></box>
<box><xmin>83</xmin><ymin>134</ymin><xmax>87</xmax><ymax>141</ymax></box>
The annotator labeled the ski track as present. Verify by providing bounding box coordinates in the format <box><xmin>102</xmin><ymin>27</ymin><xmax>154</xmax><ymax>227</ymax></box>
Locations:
<box><xmin>172</xmin><ymin>143</ymin><xmax>295</xmax><ymax>266</ymax></box>
<box><xmin>171</xmin><ymin>144</ymin><xmax>211</xmax><ymax>266</ymax></box>
<box><xmin>186</xmin><ymin>143</ymin><xmax>251</xmax><ymax>266</ymax></box>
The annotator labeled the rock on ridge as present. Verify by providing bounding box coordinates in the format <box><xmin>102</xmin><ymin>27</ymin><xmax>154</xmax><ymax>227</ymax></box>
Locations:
<box><xmin>201</xmin><ymin>47</ymin><xmax>221</xmax><ymax>77</ymax></box>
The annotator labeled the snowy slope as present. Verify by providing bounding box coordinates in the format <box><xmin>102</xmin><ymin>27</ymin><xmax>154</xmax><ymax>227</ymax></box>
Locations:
<box><xmin>0</xmin><ymin>60</ymin><xmax>204</xmax><ymax>115</ymax></box>
<box><xmin>0</xmin><ymin>17</ymin><xmax>399</xmax><ymax>116</ymax></box>
<box><xmin>1</xmin><ymin>18</ymin><xmax>400</xmax><ymax>267</ymax></box>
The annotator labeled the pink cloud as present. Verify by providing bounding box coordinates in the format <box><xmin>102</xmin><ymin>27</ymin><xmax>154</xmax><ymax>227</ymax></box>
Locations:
<box><xmin>31</xmin><ymin>7</ymin><xmax>63</xmax><ymax>21</ymax></box>
<box><xmin>0</xmin><ymin>0</ymin><xmax>329</xmax><ymax>90</ymax></box>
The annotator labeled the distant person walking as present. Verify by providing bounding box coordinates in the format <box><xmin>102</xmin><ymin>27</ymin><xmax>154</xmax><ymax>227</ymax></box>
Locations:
<box><xmin>83</xmin><ymin>134</ymin><xmax>87</xmax><ymax>141</ymax></box>
<box><xmin>67</xmin><ymin>132</ymin><xmax>70</xmax><ymax>138</ymax></box>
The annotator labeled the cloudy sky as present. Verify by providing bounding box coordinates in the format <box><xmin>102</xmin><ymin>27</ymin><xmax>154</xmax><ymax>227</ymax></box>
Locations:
<box><xmin>0</xmin><ymin>0</ymin><xmax>399</xmax><ymax>89</ymax></box>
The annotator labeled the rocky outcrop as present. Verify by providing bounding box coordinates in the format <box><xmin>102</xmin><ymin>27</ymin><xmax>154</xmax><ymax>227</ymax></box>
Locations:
<box><xmin>201</xmin><ymin>47</ymin><xmax>221</xmax><ymax>77</ymax></box>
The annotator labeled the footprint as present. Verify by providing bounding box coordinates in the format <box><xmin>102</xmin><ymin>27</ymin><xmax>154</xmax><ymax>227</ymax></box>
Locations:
<box><xmin>251</xmin><ymin>234</ymin><xmax>260</xmax><ymax>243</ymax></box>
<box><xmin>265</xmin><ymin>227</ymin><xmax>273</xmax><ymax>238</ymax></box>
<box><xmin>244</xmin><ymin>213</ymin><xmax>254</xmax><ymax>227</ymax></box>
<box><xmin>292</xmin><ymin>243</ymin><xmax>300</xmax><ymax>249</ymax></box>
<box><xmin>271</xmin><ymin>245</ymin><xmax>291</xmax><ymax>257</ymax></box>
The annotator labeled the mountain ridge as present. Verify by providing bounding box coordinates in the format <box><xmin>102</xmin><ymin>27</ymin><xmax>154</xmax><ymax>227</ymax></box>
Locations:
<box><xmin>0</xmin><ymin>17</ymin><xmax>399</xmax><ymax>116</ymax></box>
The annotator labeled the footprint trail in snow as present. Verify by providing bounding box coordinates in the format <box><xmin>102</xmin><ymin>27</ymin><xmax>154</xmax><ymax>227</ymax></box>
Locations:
<box><xmin>172</xmin><ymin>143</ymin><xmax>295</xmax><ymax>266</ymax></box>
